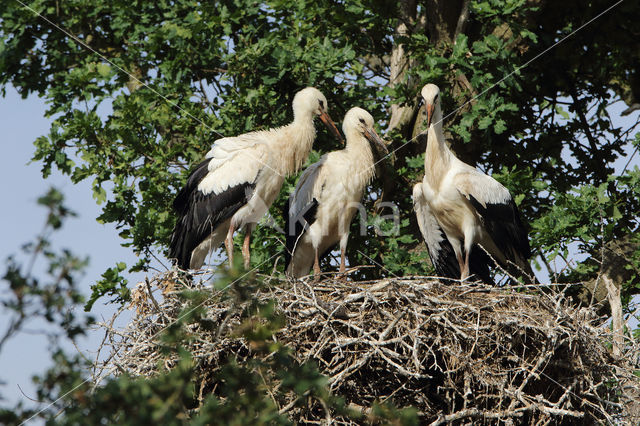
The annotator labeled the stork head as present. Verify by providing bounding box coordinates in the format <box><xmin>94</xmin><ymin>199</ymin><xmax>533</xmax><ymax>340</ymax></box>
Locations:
<box><xmin>293</xmin><ymin>87</ymin><xmax>344</xmax><ymax>144</ymax></box>
<box><xmin>343</xmin><ymin>107</ymin><xmax>389</xmax><ymax>155</ymax></box>
<box><xmin>420</xmin><ymin>83</ymin><xmax>440</xmax><ymax>128</ymax></box>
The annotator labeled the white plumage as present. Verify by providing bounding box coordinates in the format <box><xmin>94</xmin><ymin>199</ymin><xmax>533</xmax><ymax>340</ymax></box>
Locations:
<box><xmin>413</xmin><ymin>83</ymin><xmax>534</xmax><ymax>282</ymax></box>
<box><xmin>169</xmin><ymin>87</ymin><xmax>342</xmax><ymax>270</ymax></box>
<box><xmin>284</xmin><ymin>107</ymin><xmax>387</xmax><ymax>278</ymax></box>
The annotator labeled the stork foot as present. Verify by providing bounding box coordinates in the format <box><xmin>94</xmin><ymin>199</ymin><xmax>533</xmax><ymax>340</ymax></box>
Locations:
<box><xmin>335</xmin><ymin>273</ymin><xmax>350</xmax><ymax>283</ymax></box>
<box><xmin>334</xmin><ymin>249</ymin><xmax>349</xmax><ymax>280</ymax></box>
<box><xmin>336</xmin><ymin>267</ymin><xmax>351</xmax><ymax>282</ymax></box>
<box><xmin>339</xmin><ymin>250</ymin><xmax>346</xmax><ymax>273</ymax></box>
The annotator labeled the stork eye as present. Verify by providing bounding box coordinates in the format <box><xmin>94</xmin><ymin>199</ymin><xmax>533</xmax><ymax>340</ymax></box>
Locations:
<box><xmin>359</xmin><ymin>118</ymin><xmax>365</xmax><ymax>124</ymax></box>
<box><xmin>319</xmin><ymin>99</ymin><xmax>325</xmax><ymax>109</ymax></box>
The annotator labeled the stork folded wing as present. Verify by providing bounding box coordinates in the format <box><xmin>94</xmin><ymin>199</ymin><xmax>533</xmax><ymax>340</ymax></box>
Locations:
<box><xmin>413</xmin><ymin>183</ymin><xmax>494</xmax><ymax>284</ymax></box>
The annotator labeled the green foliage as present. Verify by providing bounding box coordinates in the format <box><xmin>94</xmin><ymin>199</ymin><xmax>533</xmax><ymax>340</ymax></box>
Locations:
<box><xmin>0</xmin><ymin>189</ymin><xmax>91</xmax><ymax>357</ymax></box>
<box><xmin>3</xmin><ymin>0</ymin><xmax>640</xmax><ymax>300</ymax></box>
<box><xmin>2</xmin><ymin>230</ymin><xmax>418</xmax><ymax>423</ymax></box>
<box><xmin>84</xmin><ymin>261</ymin><xmax>129</xmax><ymax>311</ymax></box>
<box><xmin>530</xmin><ymin>160</ymin><xmax>640</xmax><ymax>301</ymax></box>
<box><xmin>0</xmin><ymin>189</ymin><xmax>92</xmax><ymax>421</ymax></box>
<box><xmin>3</xmin><ymin>193</ymin><xmax>248</xmax><ymax>423</ymax></box>
<box><xmin>1</xmin><ymin>0</ymin><xmax>640</xmax><ymax>419</ymax></box>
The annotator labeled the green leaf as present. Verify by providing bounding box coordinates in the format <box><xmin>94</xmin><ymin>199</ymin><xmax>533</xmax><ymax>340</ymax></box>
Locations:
<box><xmin>494</xmin><ymin>119</ymin><xmax>507</xmax><ymax>134</ymax></box>
<box><xmin>96</xmin><ymin>63</ymin><xmax>111</xmax><ymax>78</ymax></box>
<box><xmin>478</xmin><ymin>115</ymin><xmax>492</xmax><ymax>130</ymax></box>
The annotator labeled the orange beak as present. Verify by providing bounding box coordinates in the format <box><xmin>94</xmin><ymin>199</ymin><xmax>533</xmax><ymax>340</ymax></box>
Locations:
<box><xmin>364</xmin><ymin>126</ymin><xmax>389</xmax><ymax>156</ymax></box>
<box><xmin>426</xmin><ymin>103</ymin><xmax>435</xmax><ymax>128</ymax></box>
<box><xmin>319</xmin><ymin>109</ymin><xmax>344</xmax><ymax>145</ymax></box>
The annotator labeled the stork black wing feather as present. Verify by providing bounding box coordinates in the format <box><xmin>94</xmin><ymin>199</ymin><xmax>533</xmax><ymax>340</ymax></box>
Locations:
<box><xmin>428</xmin><ymin>232</ymin><xmax>495</xmax><ymax>285</ymax></box>
<box><xmin>173</xmin><ymin>158</ymin><xmax>211</xmax><ymax>214</ymax></box>
<box><xmin>428</xmin><ymin>233</ymin><xmax>459</xmax><ymax>279</ymax></box>
<box><xmin>284</xmin><ymin>197</ymin><xmax>318</xmax><ymax>270</ymax></box>
<box><xmin>467</xmin><ymin>245</ymin><xmax>495</xmax><ymax>285</ymax></box>
<box><xmin>169</xmin><ymin>160</ymin><xmax>255</xmax><ymax>269</ymax></box>
<box><xmin>467</xmin><ymin>195</ymin><xmax>531</xmax><ymax>264</ymax></box>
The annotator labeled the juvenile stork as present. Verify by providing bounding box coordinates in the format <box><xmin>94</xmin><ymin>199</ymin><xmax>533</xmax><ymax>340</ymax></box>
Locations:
<box><xmin>413</xmin><ymin>187</ymin><xmax>494</xmax><ymax>284</ymax></box>
<box><xmin>169</xmin><ymin>87</ymin><xmax>343</xmax><ymax>270</ymax></box>
<box><xmin>284</xmin><ymin>107</ymin><xmax>387</xmax><ymax>278</ymax></box>
<box><xmin>413</xmin><ymin>84</ymin><xmax>534</xmax><ymax>283</ymax></box>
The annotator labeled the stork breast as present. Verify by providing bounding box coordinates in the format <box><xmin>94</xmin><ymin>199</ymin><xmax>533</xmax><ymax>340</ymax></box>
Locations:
<box><xmin>431</xmin><ymin>196</ymin><xmax>473</xmax><ymax>240</ymax></box>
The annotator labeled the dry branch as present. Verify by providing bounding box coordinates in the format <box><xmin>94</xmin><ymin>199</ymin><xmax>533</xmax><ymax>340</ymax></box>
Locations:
<box><xmin>95</xmin><ymin>272</ymin><xmax>640</xmax><ymax>424</ymax></box>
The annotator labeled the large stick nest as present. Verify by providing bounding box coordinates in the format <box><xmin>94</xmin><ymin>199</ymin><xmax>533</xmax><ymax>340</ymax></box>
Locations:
<box><xmin>96</xmin><ymin>271</ymin><xmax>640</xmax><ymax>425</ymax></box>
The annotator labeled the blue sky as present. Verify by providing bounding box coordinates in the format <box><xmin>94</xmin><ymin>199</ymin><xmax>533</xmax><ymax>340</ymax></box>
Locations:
<box><xmin>0</xmin><ymin>86</ymin><xmax>141</xmax><ymax>408</ymax></box>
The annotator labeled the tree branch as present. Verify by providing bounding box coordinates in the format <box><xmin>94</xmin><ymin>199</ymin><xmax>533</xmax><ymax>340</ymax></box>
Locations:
<box><xmin>569</xmin><ymin>88</ymin><xmax>598</xmax><ymax>152</ymax></box>
<box><xmin>454</xmin><ymin>0</ymin><xmax>471</xmax><ymax>40</ymax></box>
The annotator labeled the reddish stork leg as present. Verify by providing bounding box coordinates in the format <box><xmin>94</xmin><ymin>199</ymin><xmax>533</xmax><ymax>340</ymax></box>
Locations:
<box><xmin>225</xmin><ymin>222</ymin><xmax>236</xmax><ymax>267</ymax></box>
<box><xmin>242</xmin><ymin>231</ymin><xmax>251</xmax><ymax>269</ymax></box>
<box><xmin>339</xmin><ymin>249</ymin><xmax>346</xmax><ymax>273</ymax></box>
<box><xmin>462</xmin><ymin>250</ymin><xmax>470</xmax><ymax>280</ymax></box>
<box><xmin>313</xmin><ymin>248</ymin><xmax>321</xmax><ymax>278</ymax></box>
<box><xmin>456</xmin><ymin>252</ymin><xmax>467</xmax><ymax>281</ymax></box>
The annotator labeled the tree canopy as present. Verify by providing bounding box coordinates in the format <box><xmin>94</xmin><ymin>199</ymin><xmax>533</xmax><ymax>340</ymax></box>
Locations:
<box><xmin>2</xmin><ymin>0</ymin><xmax>639</xmax><ymax>301</ymax></box>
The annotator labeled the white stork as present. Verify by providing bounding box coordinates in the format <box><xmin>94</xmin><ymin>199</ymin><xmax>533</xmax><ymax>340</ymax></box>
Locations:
<box><xmin>413</xmin><ymin>187</ymin><xmax>494</xmax><ymax>284</ymax></box>
<box><xmin>413</xmin><ymin>83</ymin><xmax>534</xmax><ymax>283</ymax></box>
<box><xmin>169</xmin><ymin>87</ymin><xmax>343</xmax><ymax>270</ymax></box>
<box><xmin>284</xmin><ymin>107</ymin><xmax>387</xmax><ymax>278</ymax></box>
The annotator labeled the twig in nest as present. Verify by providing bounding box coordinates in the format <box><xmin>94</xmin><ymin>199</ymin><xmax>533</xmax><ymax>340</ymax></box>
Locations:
<box><xmin>96</xmin><ymin>272</ymin><xmax>639</xmax><ymax>424</ymax></box>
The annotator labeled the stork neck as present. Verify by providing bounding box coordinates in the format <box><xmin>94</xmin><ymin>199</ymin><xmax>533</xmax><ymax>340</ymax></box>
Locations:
<box><xmin>344</xmin><ymin>129</ymin><xmax>376</xmax><ymax>182</ymax></box>
<box><xmin>274</xmin><ymin>117</ymin><xmax>316</xmax><ymax>176</ymax></box>
<box><xmin>424</xmin><ymin>103</ymin><xmax>453</xmax><ymax>187</ymax></box>
<box><xmin>429</xmin><ymin>103</ymin><xmax>444</xmax><ymax>140</ymax></box>
<box><xmin>293</xmin><ymin>108</ymin><xmax>315</xmax><ymax>125</ymax></box>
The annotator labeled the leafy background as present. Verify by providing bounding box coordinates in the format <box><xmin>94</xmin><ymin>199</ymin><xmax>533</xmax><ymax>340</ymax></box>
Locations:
<box><xmin>1</xmin><ymin>0</ymin><xmax>639</xmax><ymax>422</ymax></box>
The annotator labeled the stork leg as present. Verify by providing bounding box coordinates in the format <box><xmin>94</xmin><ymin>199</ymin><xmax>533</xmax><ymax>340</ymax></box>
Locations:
<box><xmin>456</xmin><ymin>251</ymin><xmax>467</xmax><ymax>281</ymax></box>
<box><xmin>242</xmin><ymin>231</ymin><xmax>251</xmax><ymax>270</ymax></box>
<box><xmin>461</xmin><ymin>249</ymin><xmax>470</xmax><ymax>281</ymax></box>
<box><xmin>449</xmin><ymin>238</ymin><xmax>468</xmax><ymax>281</ymax></box>
<box><xmin>225</xmin><ymin>222</ymin><xmax>236</xmax><ymax>267</ymax></box>
<box><xmin>338</xmin><ymin>233</ymin><xmax>348</xmax><ymax>277</ymax></box>
<box><xmin>313</xmin><ymin>248</ymin><xmax>321</xmax><ymax>278</ymax></box>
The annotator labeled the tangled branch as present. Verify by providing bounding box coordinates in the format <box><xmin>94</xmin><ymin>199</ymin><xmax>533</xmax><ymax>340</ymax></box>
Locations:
<box><xmin>95</xmin><ymin>272</ymin><xmax>640</xmax><ymax>424</ymax></box>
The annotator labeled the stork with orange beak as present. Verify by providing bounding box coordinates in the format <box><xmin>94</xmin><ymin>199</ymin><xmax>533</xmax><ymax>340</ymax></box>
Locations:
<box><xmin>413</xmin><ymin>84</ymin><xmax>535</xmax><ymax>283</ymax></box>
<box><xmin>285</xmin><ymin>107</ymin><xmax>388</xmax><ymax>278</ymax></box>
<box><xmin>169</xmin><ymin>87</ymin><xmax>343</xmax><ymax>270</ymax></box>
